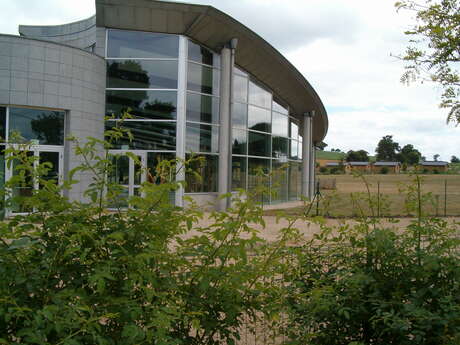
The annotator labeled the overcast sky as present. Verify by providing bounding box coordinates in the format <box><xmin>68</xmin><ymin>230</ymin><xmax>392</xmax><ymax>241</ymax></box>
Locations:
<box><xmin>1</xmin><ymin>0</ymin><xmax>458</xmax><ymax>161</ymax></box>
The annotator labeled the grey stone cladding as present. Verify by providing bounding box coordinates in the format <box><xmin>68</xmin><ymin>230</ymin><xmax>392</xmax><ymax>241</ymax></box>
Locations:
<box><xmin>0</xmin><ymin>34</ymin><xmax>106</xmax><ymax>202</ymax></box>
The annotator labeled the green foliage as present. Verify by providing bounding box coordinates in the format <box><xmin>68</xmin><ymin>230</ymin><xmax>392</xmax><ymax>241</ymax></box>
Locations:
<box><xmin>396</xmin><ymin>0</ymin><xmax>460</xmax><ymax>123</ymax></box>
<box><xmin>380</xmin><ymin>166</ymin><xmax>389</xmax><ymax>174</ymax></box>
<box><xmin>451</xmin><ymin>155</ymin><xmax>460</xmax><ymax>163</ymax></box>
<box><xmin>346</xmin><ymin>150</ymin><xmax>369</xmax><ymax>162</ymax></box>
<box><xmin>375</xmin><ymin>135</ymin><xmax>400</xmax><ymax>161</ymax></box>
<box><xmin>285</xmin><ymin>175</ymin><xmax>460</xmax><ymax>344</ymax></box>
<box><xmin>319</xmin><ymin>166</ymin><xmax>328</xmax><ymax>174</ymax></box>
<box><xmin>398</xmin><ymin>144</ymin><xmax>422</xmax><ymax>165</ymax></box>
<box><xmin>0</xmin><ymin>125</ymin><xmax>295</xmax><ymax>345</ymax></box>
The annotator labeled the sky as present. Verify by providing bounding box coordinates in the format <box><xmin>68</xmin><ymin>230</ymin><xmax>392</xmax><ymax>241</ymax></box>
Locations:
<box><xmin>1</xmin><ymin>0</ymin><xmax>458</xmax><ymax>161</ymax></box>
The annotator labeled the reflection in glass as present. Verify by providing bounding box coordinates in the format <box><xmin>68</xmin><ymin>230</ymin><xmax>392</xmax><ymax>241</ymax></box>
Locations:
<box><xmin>248</xmin><ymin>106</ymin><xmax>271</xmax><ymax>133</ymax></box>
<box><xmin>106</xmin><ymin>121</ymin><xmax>176</xmax><ymax>151</ymax></box>
<box><xmin>188</xmin><ymin>40</ymin><xmax>213</xmax><ymax>66</ymax></box>
<box><xmin>248</xmin><ymin>131</ymin><xmax>271</xmax><ymax>157</ymax></box>
<box><xmin>232</xmin><ymin>156</ymin><xmax>247</xmax><ymax>191</ymax></box>
<box><xmin>0</xmin><ymin>107</ymin><xmax>5</xmax><ymax>141</ymax></box>
<box><xmin>232</xmin><ymin>129</ymin><xmax>247</xmax><ymax>155</ymax></box>
<box><xmin>288</xmin><ymin>162</ymin><xmax>301</xmax><ymax>200</ymax></box>
<box><xmin>12</xmin><ymin>152</ymin><xmax>34</xmax><ymax>213</ymax></box>
<box><xmin>110</xmin><ymin>155</ymin><xmax>129</xmax><ymax>185</ymax></box>
<box><xmin>272</xmin><ymin>136</ymin><xmax>288</xmax><ymax>159</ymax></box>
<box><xmin>187</xmin><ymin>63</ymin><xmax>219</xmax><ymax>95</ymax></box>
<box><xmin>147</xmin><ymin>152</ymin><xmax>176</xmax><ymax>184</ymax></box>
<box><xmin>233</xmin><ymin>74</ymin><xmax>248</xmax><ymax>103</ymax></box>
<box><xmin>185</xmin><ymin>154</ymin><xmax>218</xmax><ymax>193</ymax></box>
<box><xmin>272</xmin><ymin>99</ymin><xmax>288</xmax><ymax>115</ymax></box>
<box><xmin>248</xmin><ymin>80</ymin><xmax>271</xmax><ymax>109</ymax></box>
<box><xmin>107</xmin><ymin>30</ymin><xmax>179</xmax><ymax>59</ymax></box>
<box><xmin>186</xmin><ymin>123</ymin><xmax>219</xmax><ymax>153</ymax></box>
<box><xmin>0</xmin><ymin>148</ymin><xmax>4</xmax><ymax>219</ymax></box>
<box><xmin>39</xmin><ymin>151</ymin><xmax>59</xmax><ymax>187</ymax></box>
<box><xmin>232</xmin><ymin>103</ymin><xmax>247</xmax><ymax>129</ymax></box>
<box><xmin>248</xmin><ymin>158</ymin><xmax>270</xmax><ymax>204</ymax></box>
<box><xmin>290</xmin><ymin>140</ymin><xmax>299</xmax><ymax>160</ymax></box>
<box><xmin>272</xmin><ymin>112</ymin><xmax>288</xmax><ymax>137</ymax></box>
<box><xmin>107</xmin><ymin>60</ymin><xmax>178</xmax><ymax>89</ymax></box>
<box><xmin>272</xmin><ymin>161</ymin><xmax>288</xmax><ymax>203</ymax></box>
<box><xmin>186</xmin><ymin>93</ymin><xmax>219</xmax><ymax>124</ymax></box>
<box><xmin>290</xmin><ymin>121</ymin><xmax>299</xmax><ymax>139</ymax></box>
<box><xmin>9</xmin><ymin>107</ymin><xmax>65</xmax><ymax>145</ymax></box>
<box><xmin>106</xmin><ymin>90</ymin><xmax>177</xmax><ymax>120</ymax></box>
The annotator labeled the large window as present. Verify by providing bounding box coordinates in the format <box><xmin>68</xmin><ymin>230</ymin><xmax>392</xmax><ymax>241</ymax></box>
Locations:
<box><xmin>187</xmin><ymin>63</ymin><xmax>219</xmax><ymax>95</ymax></box>
<box><xmin>248</xmin><ymin>81</ymin><xmax>271</xmax><ymax>109</ymax></box>
<box><xmin>107</xmin><ymin>30</ymin><xmax>179</xmax><ymax>59</ymax></box>
<box><xmin>188</xmin><ymin>41</ymin><xmax>214</xmax><ymax>66</ymax></box>
<box><xmin>107</xmin><ymin>60</ymin><xmax>178</xmax><ymax>89</ymax></box>
<box><xmin>106</xmin><ymin>90</ymin><xmax>177</xmax><ymax>120</ymax></box>
<box><xmin>248</xmin><ymin>131</ymin><xmax>271</xmax><ymax>157</ymax></box>
<box><xmin>248</xmin><ymin>106</ymin><xmax>271</xmax><ymax>133</ymax></box>
<box><xmin>247</xmin><ymin>158</ymin><xmax>270</xmax><ymax>204</ymax></box>
<box><xmin>232</xmin><ymin>156</ymin><xmax>247</xmax><ymax>191</ymax></box>
<box><xmin>9</xmin><ymin>107</ymin><xmax>65</xmax><ymax>145</ymax></box>
<box><xmin>0</xmin><ymin>107</ymin><xmax>5</xmax><ymax>141</ymax></box>
<box><xmin>232</xmin><ymin>129</ymin><xmax>247</xmax><ymax>155</ymax></box>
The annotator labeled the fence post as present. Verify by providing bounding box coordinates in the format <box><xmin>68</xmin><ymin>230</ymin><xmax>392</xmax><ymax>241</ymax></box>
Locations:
<box><xmin>377</xmin><ymin>181</ymin><xmax>380</xmax><ymax>218</ymax></box>
<box><xmin>435</xmin><ymin>195</ymin><xmax>439</xmax><ymax>217</ymax></box>
<box><xmin>444</xmin><ymin>179</ymin><xmax>447</xmax><ymax>217</ymax></box>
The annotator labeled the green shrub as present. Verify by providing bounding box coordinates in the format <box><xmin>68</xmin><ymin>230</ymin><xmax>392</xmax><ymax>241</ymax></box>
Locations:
<box><xmin>380</xmin><ymin>166</ymin><xmax>389</xmax><ymax>174</ymax></box>
<box><xmin>319</xmin><ymin>166</ymin><xmax>328</xmax><ymax>174</ymax></box>
<box><xmin>0</xmin><ymin>127</ymin><xmax>293</xmax><ymax>344</ymax></box>
<box><xmin>285</xmin><ymin>176</ymin><xmax>460</xmax><ymax>345</ymax></box>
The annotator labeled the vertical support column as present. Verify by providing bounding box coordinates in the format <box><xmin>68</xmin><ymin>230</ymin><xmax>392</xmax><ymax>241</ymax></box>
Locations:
<box><xmin>175</xmin><ymin>36</ymin><xmax>188</xmax><ymax>207</ymax></box>
<box><xmin>218</xmin><ymin>46</ymin><xmax>233</xmax><ymax>211</ymax></box>
<box><xmin>301</xmin><ymin>111</ymin><xmax>315</xmax><ymax>199</ymax></box>
<box><xmin>309</xmin><ymin>141</ymin><xmax>316</xmax><ymax>200</ymax></box>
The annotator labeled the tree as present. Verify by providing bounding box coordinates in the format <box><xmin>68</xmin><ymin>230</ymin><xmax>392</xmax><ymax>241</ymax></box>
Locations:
<box><xmin>433</xmin><ymin>153</ymin><xmax>440</xmax><ymax>161</ymax></box>
<box><xmin>396</xmin><ymin>0</ymin><xmax>460</xmax><ymax>123</ymax></box>
<box><xmin>345</xmin><ymin>149</ymin><xmax>369</xmax><ymax>162</ymax></box>
<box><xmin>452</xmin><ymin>155</ymin><xmax>460</xmax><ymax>163</ymax></box>
<box><xmin>397</xmin><ymin>144</ymin><xmax>422</xmax><ymax>165</ymax></box>
<box><xmin>375</xmin><ymin>135</ymin><xmax>400</xmax><ymax>161</ymax></box>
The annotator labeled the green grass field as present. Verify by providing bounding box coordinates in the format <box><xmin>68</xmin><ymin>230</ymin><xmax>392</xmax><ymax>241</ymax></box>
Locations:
<box><xmin>266</xmin><ymin>174</ymin><xmax>460</xmax><ymax>218</ymax></box>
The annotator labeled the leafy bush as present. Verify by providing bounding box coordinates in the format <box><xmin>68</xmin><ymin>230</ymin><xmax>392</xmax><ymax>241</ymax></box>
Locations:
<box><xmin>380</xmin><ymin>166</ymin><xmax>389</xmax><ymax>174</ymax></box>
<box><xmin>0</xmin><ymin>128</ymin><xmax>293</xmax><ymax>344</ymax></box>
<box><xmin>285</xmin><ymin>176</ymin><xmax>460</xmax><ymax>345</ymax></box>
<box><xmin>319</xmin><ymin>166</ymin><xmax>328</xmax><ymax>174</ymax></box>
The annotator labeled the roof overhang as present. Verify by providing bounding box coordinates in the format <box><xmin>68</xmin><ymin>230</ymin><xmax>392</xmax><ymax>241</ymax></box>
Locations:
<box><xmin>95</xmin><ymin>0</ymin><xmax>328</xmax><ymax>142</ymax></box>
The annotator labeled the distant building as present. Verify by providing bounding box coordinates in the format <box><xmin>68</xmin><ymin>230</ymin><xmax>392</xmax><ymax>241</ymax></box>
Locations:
<box><xmin>420</xmin><ymin>161</ymin><xmax>449</xmax><ymax>173</ymax></box>
<box><xmin>372</xmin><ymin>161</ymin><xmax>401</xmax><ymax>174</ymax></box>
<box><xmin>345</xmin><ymin>162</ymin><xmax>371</xmax><ymax>174</ymax></box>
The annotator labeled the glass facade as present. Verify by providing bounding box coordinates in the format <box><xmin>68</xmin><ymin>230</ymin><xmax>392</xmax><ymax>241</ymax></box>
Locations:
<box><xmin>104</xmin><ymin>29</ymin><xmax>305</xmax><ymax>205</ymax></box>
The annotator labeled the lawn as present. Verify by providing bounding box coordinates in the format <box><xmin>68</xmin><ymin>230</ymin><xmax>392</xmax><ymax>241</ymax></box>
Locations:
<box><xmin>266</xmin><ymin>174</ymin><xmax>460</xmax><ymax>218</ymax></box>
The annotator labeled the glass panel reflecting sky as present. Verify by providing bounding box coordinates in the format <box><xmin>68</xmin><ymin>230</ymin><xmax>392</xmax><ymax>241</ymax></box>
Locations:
<box><xmin>272</xmin><ymin>99</ymin><xmax>288</xmax><ymax>115</ymax></box>
<box><xmin>186</xmin><ymin>123</ymin><xmax>219</xmax><ymax>153</ymax></box>
<box><xmin>233</xmin><ymin>74</ymin><xmax>248</xmax><ymax>103</ymax></box>
<box><xmin>186</xmin><ymin>93</ymin><xmax>219</xmax><ymax>124</ymax></box>
<box><xmin>272</xmin><ymin>112</ymin><xmax>288</xmax><ymax>137</ymax></box>
<box><xmin>106</xmin><ymin>90</ymin><xmax>177</xmax><ymax>120</ymax></box>
<box><xmin>187</xmin><ymin>63</ymin><xmax>219</xmax><ymax>95</ymax></box>
<box><xmin>188</xmin><ymin>40</ymin><xmax>214</xmax><ymax>66</ymax></box>
<box><xmin>248</xmin><ymin>106</ymin><xmax>271</xmax><ymax>133</ymax></box>
<box><xmin>107</xmin><ymin>30</ymin><xmax>179</xmax><ymax>59</ymax></box>
<box><xmin>232</xmin><ymin>102</ymin><xmax>247</xmax><ymax>129</ymax></box>
<box><xmin>9</xmin><ymin>107</ymin><xmax>65</xmax><ymax>145</ymax></box>
<box><xmin>248</xmin><ymin>80</ymin><xmax>271</xmax><ymax>109</ymax></box>
<box><xmin>107</xmin><ymin>60</ymin><xmax>178</xmax><ymax>89</ymax></box>
<box><xmin>290</xmin><ymin>121</ymin><xmax>299</xmax><ymax>139</ymax></box>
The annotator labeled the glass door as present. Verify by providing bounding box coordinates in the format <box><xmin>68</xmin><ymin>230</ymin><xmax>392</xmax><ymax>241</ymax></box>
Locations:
<box><xmin>6</xmin><ymin>146</ymin><xmax>63</xmax><ymax>216</ymax></box>
<box><xmin>109</xmin><ymin>151</ymin><xmax>146</xmax><ymax>207</ymax></box>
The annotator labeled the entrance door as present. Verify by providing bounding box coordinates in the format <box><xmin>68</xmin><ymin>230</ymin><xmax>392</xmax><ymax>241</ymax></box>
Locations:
<box><xmin>6</xmin><ymin>146</ymin><xmax>63</xmax><ymax>215</ymax></box>
<box><xmin>109</xmin><ymin>151</ymin><xmax>147</xmax><ymax>207</ymax></box>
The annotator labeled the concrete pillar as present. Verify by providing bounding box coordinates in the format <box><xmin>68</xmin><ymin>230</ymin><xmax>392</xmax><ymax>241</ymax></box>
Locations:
<box><xmin>301</xmin><ymin>111</ymin><xmax>315</xmax><ymax>198</ymax></box>
<box><xmin>309</xmin><ymin>142</ymin><xmax>316</xmax><ymax>200</ymax></box>
<box><xmin>217</xmin><ymin>46</ymin><xmax>233</xmax><ymax>211</ymax></box>
<box><xmin>175</xmin><ymin>36</ymin><xmax>188</xmax><ymax>207</ymax></box>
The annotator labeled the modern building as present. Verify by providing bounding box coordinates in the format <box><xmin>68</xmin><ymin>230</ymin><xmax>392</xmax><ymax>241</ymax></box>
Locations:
<box><xmin>0</xmin><ymin>0</ymin><xmax>328</xmax><ymax>216</ymax></box>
